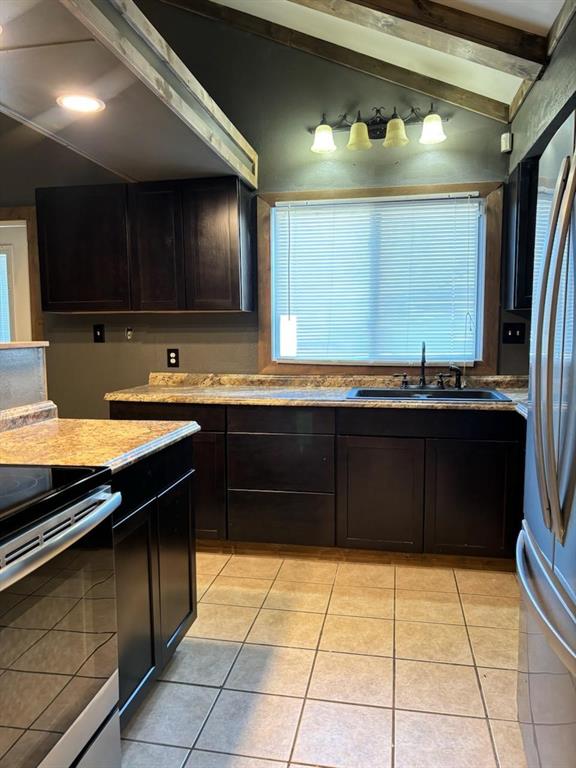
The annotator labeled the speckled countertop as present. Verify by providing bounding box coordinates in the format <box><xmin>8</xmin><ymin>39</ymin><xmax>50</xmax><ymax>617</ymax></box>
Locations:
<box><xmin>0</xmin><ymin>418</ymin><xmax>200</xmax><ymax>472</ymax></box>
<box><xmin>105</xmin><ymin>373</ymin><xmax>529</xmax><ymax>417</ymax></box>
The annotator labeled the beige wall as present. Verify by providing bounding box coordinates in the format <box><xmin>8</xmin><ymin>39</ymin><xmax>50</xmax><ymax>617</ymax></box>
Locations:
<box><xmin>45</xmin><ymin>313</ymin><xmax>258</xmax><ymax>418</ymax></box>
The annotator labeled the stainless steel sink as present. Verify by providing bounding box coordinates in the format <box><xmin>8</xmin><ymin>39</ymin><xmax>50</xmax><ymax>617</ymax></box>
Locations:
<box><xmin>346</xmin><ymin>388</ymin><xmax>511</xmax><ymax>402</ymax></box>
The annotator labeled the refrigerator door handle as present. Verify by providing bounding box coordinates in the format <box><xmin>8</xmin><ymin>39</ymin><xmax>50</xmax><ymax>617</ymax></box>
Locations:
<box><xmin>533</xmin><ymin>155</ymin><xmax>570</xmax><ymax>532</ymax></box>
<box><xmin>517</xmin><ymin>529</ymin><xmax>576</xmax><ymax>674</ymax></box>
<box><xmin>543</xmin><ymin>154</ymin><xmax>576</xmax><ymax>542</ymax></box>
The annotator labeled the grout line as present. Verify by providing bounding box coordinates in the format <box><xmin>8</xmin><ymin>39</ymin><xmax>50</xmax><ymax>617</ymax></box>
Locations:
<box><xmin>286</xmin><ymin>562</ymin><xmax>337</xmax><ymax>765</ymax></box>
<box><xmin>183</xmin><ymin>558</ymin><xmax>284</xmax><ymax>764</ymax></box>
<box><xmin>454</xmin><ymin>569</ymin><xmax>501</xmax><ymax>768</ymax></box>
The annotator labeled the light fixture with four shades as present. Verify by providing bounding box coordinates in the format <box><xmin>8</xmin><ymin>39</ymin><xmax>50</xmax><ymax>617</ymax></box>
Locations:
<box><xmin>310</xmin><ymin>104</ymin><xmax>448</xmax><ymax>154</ymax></box>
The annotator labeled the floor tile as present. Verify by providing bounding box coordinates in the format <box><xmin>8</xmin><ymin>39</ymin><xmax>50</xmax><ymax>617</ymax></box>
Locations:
<box><xmin>308</xmin><ymin>651</ymin><xmax>393</xmax><ymax>707</ymax></box>
<box><xmin>121</xmin><ymin>741</ymin><xmax>188</xmax><ymax>768</ymax></box>
<box><xmin>159</xmin><ymin>638</ymin><xmax>241</xmax><ymax>686</ymax></box>
<box><xmin>263</xmin><ymin>581</ymin><xmax>331</xmax><ymax>613</ymax></box>
<box><xmin>188</xmin><ymin>753</ymin><xmax>286</xmax><ymax>768</ymax></box>
<box><xmin>395</xmin><ymin>589</ymin><xmax>464</xmax><ymax>624</ymax></box>
<box><xmin>489</xmin><ymin>720</ymin><xmax>529</xmax><ymax>768</ymax></box>
<box><xmin>196</xmin><ymin>553</ymin><xmax>231</xmax><ymax>576</ymax></box>
<box><xmin>461</xmin><ymin>594</ymin><xmax>520</xmax><ymax>629</ymax></box>
<box><xmin>328</xmin><ymin>586</ymin><xmax>393</xmax><ymax>619</ymax></box>
<box><xmin>320</xmin><ymin>615</ymin><xmax>393</xmax><ymax>657</ymax></box>
<box><xmin>123</xmin><ymin>682</ymin><xmax>217</xmax><ymax>748</ymax></box>
<box><xmin>187</xmin><ymin>604</ymin><xmax>258</xmax><ymax>642</ymax></box>
<box><xmin>395</xmin><ymin>621</ymin><xmax>473</xmax><ymax>665</ymax></box>
<box><xmin>226</xmin><ymin>644</ymin><xmax>315</xmax><ymax>697</ymax></box>
<box><xmin>276</xmin><ymin>559</ymin><xmax>337</xmax><ymax>584</ymax></box>
<box><xmin>395</xmin><ymin>710</ymin><xmax>496</xmax><ymax>768</ymax></box>
<box><xmin>468</xmin><ymin>626</ymin><xmax>520</xmax><ymax>669</ymax></box>
<box><xmin>196</xmin><ymin>689</ymin><xmax>302</xmax><ymax>761</ymax></box>
<box><xmin>455</xmin><ymin>569</ymin><xmax>520</xmax><ymax>598</ymax></box>
<box><xmin>247</xmin><ymin>609</ymin><xmax>323</xmax><ymax>649</ymax></box>
<box><xmin>197</xmin><ymin>574</ymin><xmax>216</xmax><ymax>599</ymax></box>
<box><xmin>478</xmin><ymin>667</ymin><xmax>520</xmax><ymax>721</ymax></box>
<box><xmin>201</xmin><ymin>577</ymin><xmax>273</xmax><ymax>608</ymax></box>
<box><xmin>395</xmin><ymin>566</ymin><xmax>457</xmax><ymax>592</ymax></box>
<box><xmin>335</xmin><ymin>562</ymin><xmax>394</xmax><ymax>589</ymax></box>
<box><xmin>292</xmin><ymin>699</ymin><xmax>392</xmax><ymax>768</ymax></box>
<box><xmin>395</xmin><ymin>659</ymin><xmax>484</xmax><ymax>716</ymax></box>
<box><xmin>221</xmin><ymin>556</ymin><xmax>283</xmax><ymax>580</ymax></box>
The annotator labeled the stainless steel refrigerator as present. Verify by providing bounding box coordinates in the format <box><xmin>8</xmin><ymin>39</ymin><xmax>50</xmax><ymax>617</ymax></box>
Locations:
<box><xmin>517</xmin><ymin>112</ymin><xmax>576</xmax><ymax>767</ymax></box>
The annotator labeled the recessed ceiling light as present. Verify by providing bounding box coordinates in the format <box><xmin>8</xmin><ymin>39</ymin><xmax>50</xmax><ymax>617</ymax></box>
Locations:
<box><xmin>56</xmin><ymin>94</ymin><xmax>106</xmax><ymax>113</ymax></box>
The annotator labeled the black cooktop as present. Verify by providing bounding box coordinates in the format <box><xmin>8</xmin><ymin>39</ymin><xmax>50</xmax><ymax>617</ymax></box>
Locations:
<box><xmin>0</xmin><ymin>464</ymin><xmax>111</xmax><ymax>540</ymax></box>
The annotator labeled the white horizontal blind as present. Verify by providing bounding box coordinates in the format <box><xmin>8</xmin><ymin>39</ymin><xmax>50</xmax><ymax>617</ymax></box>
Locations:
<box><xmin>272</xmin><ymin>195</ymin><xmax>485</xmax><ymax>364</ymax></box>
<box><xmin>0</xmin><ymin>253</ymin><xmax>11</xmax><ymax>343</ymax></box>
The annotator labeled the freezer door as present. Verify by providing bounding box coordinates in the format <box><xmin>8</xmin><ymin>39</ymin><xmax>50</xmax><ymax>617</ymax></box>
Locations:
<box><xmin>517</xmin><ymin>526</ymin><xmax>576</xmax><ymax>768</ymax></box>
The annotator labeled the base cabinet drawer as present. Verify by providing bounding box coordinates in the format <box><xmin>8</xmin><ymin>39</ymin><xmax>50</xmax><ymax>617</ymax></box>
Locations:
<box><xmin>337</xmin><ymin>436</ymin><xmax>425</xmax><ymax>552</ymax></box>
<box><xmin>228</xmin><ymin>490</ymin><xmax>335</xmax><ymax>546</ymax></box>
<box><xmin>228</xmin><ymin>434</ymin><xmax>334</xmax><ymax>493</ymax></box>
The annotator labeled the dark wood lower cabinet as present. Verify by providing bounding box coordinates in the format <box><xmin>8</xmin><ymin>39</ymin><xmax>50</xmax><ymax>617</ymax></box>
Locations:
<box><xmin>113</xmin><ymin>498</ymin><xmax>160</xmax><ymax>713</ymax></box>
<box><xmin>157</xmin><ymin>471</ymin><xmax>196</xmax><ymax>652</ymax></box>
<box><xmin>193</xmin><ymin>432</ymin><xmax>227</xmax><ymax>539</ymax></box>
<box><xmin>424</xmin><ymin>439</ymin><xmax>521</xmax><ymax>556</ymax></box>
<box><xmin>228</xmin><ymin>489</ymin><xmax>335</xmax><ymax>546</ymax></box>
<box><xmin>337</xmin><ymin>436</ymin><xmax>425</xmax><ymax>552</ymax></box>
<box><xmin>112</xmin><ymin>447</ymin><xmax>196</xmax><ymax>725</ymax></box>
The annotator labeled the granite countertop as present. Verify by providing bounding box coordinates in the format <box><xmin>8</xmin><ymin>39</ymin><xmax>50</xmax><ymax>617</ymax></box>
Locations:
<box><xmin>105</xmin><ymin>373</ymin><xmax>529</xmax><ymax>417</ymax></box>
<box><xmin>0</xmin><ymin>418</ymin><xmax>200</xmax><ymax>473</ymax></box>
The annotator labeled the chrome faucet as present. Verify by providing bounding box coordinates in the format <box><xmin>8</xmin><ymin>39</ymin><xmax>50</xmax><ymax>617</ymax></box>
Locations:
<box><xmin>419</xmin><ymin>341</ymin><xmax>427</xmax><ymax>387</ymax></box>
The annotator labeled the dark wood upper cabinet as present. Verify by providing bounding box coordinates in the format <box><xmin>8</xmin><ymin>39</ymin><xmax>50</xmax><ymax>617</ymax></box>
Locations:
<box><xmin>128</xmin><ymin>182</ymin><xmax>186</xmax><ymax>311</ymax></box>
<box><xmin>182</xmin><ymin>176</ymin><xmax>253</xmax><ymax>311</ymax></box>
<box><xmin>36</xmin><ymin>184</ymin><xmax>130</xmax><ymax>312</ymax></box>
<box><xmin>36</xmin><ymin>176</ymin><xmax>254</xmax><ymax>313</ymax></box>
<box><xmin>504</xmin><ymin>158</ymin><xmax>538</xmax><ymax>313</ymax></box>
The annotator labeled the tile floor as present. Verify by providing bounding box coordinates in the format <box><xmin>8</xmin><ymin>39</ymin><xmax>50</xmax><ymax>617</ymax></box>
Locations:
<box><xmin>121</xmin><ymin>552</ymin><xmax>528</xmax><ymax>768</ymax></box>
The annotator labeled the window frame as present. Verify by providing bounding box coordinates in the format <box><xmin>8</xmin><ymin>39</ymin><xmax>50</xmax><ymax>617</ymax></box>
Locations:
<box><xmin>257</xmin><ymin>182</ymin><xmax>503</xmax><ymax>375</ymax></box>
<box><xmin>0</xmin><ymin>245</ymin><xmax>15</xmax><ymax>342</ymax></box>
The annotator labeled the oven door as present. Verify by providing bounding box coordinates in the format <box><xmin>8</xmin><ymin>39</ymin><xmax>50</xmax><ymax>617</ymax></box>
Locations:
<box><xmin>0</xmin><ymin>487</ymin><xmax>121</xmax><ymax>768</ymax></box>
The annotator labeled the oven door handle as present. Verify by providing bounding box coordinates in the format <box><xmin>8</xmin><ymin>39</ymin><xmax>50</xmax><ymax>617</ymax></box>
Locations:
<box><xmin>0</xmin><ymin>490</ymin><xmax>122</xmax><ymax>592</ymax></box>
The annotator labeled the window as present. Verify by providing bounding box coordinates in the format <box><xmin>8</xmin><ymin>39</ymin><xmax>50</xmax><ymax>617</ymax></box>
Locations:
<box><xmin>0</xmin><ymin>251</ymin><xmax>12</xmax><ymax>343</ymax></box>
<box><xmin>271</xmin><ymin>194</ymin><xmax>486</xmax><ymax>365</ymax></box>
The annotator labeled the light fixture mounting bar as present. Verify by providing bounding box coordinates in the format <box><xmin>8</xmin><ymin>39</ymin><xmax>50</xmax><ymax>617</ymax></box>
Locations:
<box><xmin>307</xmin><ymin>105</ymin><xmax>449</xmax><ymax>139</ymax></box>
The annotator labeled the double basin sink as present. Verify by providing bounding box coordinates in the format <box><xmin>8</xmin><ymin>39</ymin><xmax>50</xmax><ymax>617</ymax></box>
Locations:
<box><xmin>347</xmin><ymin>388</ymin><xmax>511</xmax><ymax>402</ymax></box>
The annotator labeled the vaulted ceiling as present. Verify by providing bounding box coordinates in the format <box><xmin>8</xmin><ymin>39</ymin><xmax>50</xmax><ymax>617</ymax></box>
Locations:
<box><xmin>163</xmin><ymin>0</ymin><xmax>573</xmax><ymax>122</ymax></box>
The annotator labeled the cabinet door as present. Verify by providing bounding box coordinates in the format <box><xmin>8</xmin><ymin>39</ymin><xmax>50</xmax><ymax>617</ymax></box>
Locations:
<box><xmin>157</xmin><ymin>470</ymin><xmax>196</xmax><ymax>657</ymax></box>
<box><xmin>183</xmin><ymin>177</ymin><xmax>251</xmax><ymax>311</ymax></box>
<box><xmin>425</xmin><ymin>439</ymin><xmax>521</xmax><ymax>556</ymax></box>
<box><xmin>337</xmin><ymin>436</ymin><xmax>425</xmax><ymax>551</ymax></box>
<box><xmin>129</xmin><ymin>182</ymin><xmax>186</xmax><ymax>310</ymax></box>
<box><xmin>113</xmin><ymin>498</ymin><xmax>160</xmax><ymax>716</ymax></box>
<box><xmin>504</xmin><ymin>158</ymin><xmax>538</xmax><ymax>312</ymax></box>
<box><xmin>36</xmin><ymin>184</ymin><xmax>130</xmax><ymax>311</ymax></box>
<box><xmin>194</xmin><ymin>432</ymin><xmax>227</xmax><ymax>540</ymax></box>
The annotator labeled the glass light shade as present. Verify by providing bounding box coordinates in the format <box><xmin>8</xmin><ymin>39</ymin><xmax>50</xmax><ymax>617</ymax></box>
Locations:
<box><xmin>56</xmin><ymin>94</ymin><xmax>106</xmax><ymax>113</ymax></box>
<box><xmin>347</xmin><ymin>120</ymin><xmax>372</xmax><ymax>151</ymax></box>
<box><xmin>311</xmin><ymin>123</ymin><xmax>337</xmax><ymax>153</ymax></box>
<box><xmin>383</xmin><ymin>116</ymin><xmax>409</xmax><ymax>148</ymax></box>
<box><xmin>419</xmin><ymin>112</ymin><xmax>447</xmax><ymax>144</ymax></box>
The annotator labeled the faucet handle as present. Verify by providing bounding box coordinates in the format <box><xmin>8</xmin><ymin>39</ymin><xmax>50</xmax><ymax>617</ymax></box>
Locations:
<box><xmin>393</xmin><ymin>373</ymin><xmax>410</xmax><ymax>389</ymax></box>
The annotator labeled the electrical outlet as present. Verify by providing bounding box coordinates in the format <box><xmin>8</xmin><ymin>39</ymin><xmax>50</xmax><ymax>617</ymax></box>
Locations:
<box><xmin>502</xmin><ymin>322</ymin><xmax>526</xmax><ymax>344</ymax></box>
<box><xmin>167</xmin><ymin>348</ymin><xmax>179</xmax><ymax>368</ymax></box>
<box><xmin>93</xmin><ymin>324</ymin><xmax>105</xmax><ymax>343</ymax></box>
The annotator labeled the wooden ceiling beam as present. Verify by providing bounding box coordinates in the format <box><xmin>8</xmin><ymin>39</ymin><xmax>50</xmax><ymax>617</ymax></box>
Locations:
<box><xmin>161</xmin><ymin>0</ymin><xmax>509</xmax><ymax>123</ymax></box>
<box><xmin>309</xmin><ymin>0</ymin><xmax>546</xmax><ymax>80</ymax></box>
